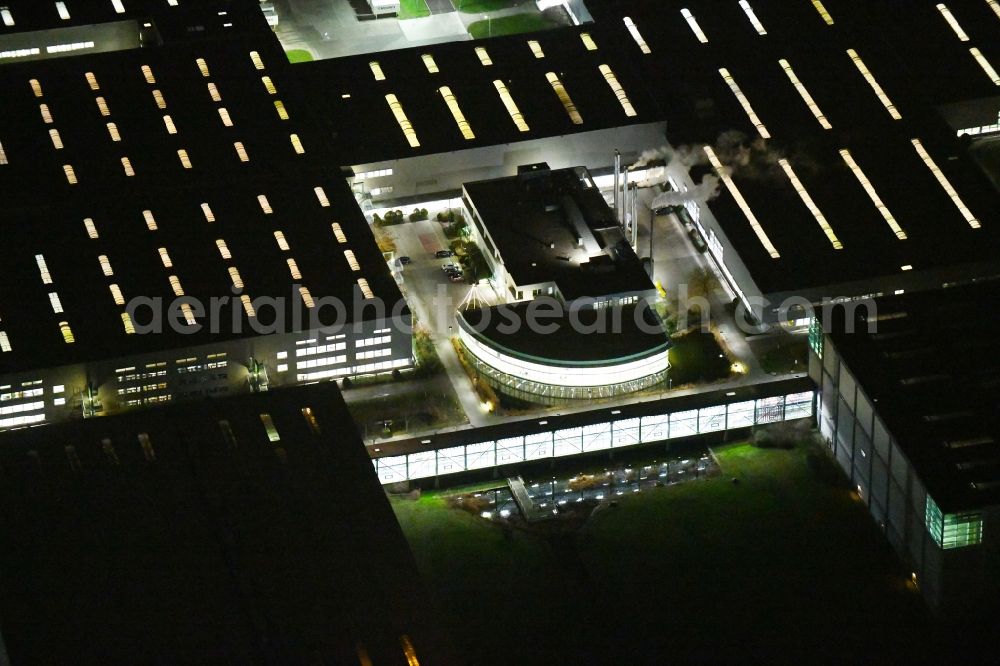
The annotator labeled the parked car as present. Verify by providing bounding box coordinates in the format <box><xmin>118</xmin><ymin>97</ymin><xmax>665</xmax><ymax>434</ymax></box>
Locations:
<box><xmin>441</xmin><ymin>263</ymin><xmax>459</xmax><ymax>272</ymax></box>
<box><xmin>398</xmin><ymin>256</ymin><xmax>411</xmax><ymax>265</ymax></box>
<box><xmin>435</xmin><ymin>249</ymin><xmax>453</xmax><ymax>258</ymax></box>
<box><xmin>449</xmin><ymin>272</ymin><xmax>465</xmax><ymax>282</ymax></box>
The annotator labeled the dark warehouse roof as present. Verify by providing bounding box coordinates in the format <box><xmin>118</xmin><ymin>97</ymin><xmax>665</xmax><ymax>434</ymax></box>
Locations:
<box><xmin>824</xmin><ymin>280</ymin><xmax>1000</xmax><ymax>513</ymax></box>
<box><xmin>0</xmin><ymin>382</ymin><xmax>453</xmax><ymax>664</ymax></box>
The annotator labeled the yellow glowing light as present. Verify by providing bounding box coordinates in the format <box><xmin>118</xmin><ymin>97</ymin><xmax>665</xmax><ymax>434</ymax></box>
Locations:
<box><xmin>839</xmin><ymin>148</ymin><xmax>907</xmax><ymax>240</ymax></box>
<box><xmin>704</xmin><ymin>146</ymin><xmax>781</xmax><ymax>258</ymax></box>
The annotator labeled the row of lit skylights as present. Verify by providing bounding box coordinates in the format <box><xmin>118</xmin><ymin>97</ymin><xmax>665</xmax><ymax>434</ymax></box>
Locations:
<box><xmin>911</xmin><ymin>138</ymin><xmax>981</xmax><ymax>229</ymax></box>
<box><xmin>0</xmin><ymin>0</ymin><xmax>124</xmax><ymax>26</ymax></box>
<box><xmin>28</xmin><ymin>77</ymin><xmax>81</xmax><ymax>184</ymax></box>
<box><xmin>779</xmin><ymin>59</ymin><xmax>831</xmax><ymax>129</ymax></box>
<box><xmin>739</xmin><ymin>1</ymin><xmax>767</xmax><ymax>36</ymax></box>
<box><xmin>847</xmin><ymin>49</ymin><xmax>902</xmax><ymax>120</ymax></box>
<box><xmin>778</xmin><ymin>159</ymin><xmax>842</xmax><ymax>249</ymax></box>
<box><xmin>989</xmin><ymin>1</ymin><xmax>1000</xmax><ymax>22</ymax></box>
<box><xmin>623</xmin><ymin>17</ymin><xmax>651</xmax><ymax>53</ymax></box>
<box><xmin>719</xmin><ymin>68</ymin><xmax>770</xmax><ymax>139</ymax></box>
<box><xmin>681</xmin><ymin>9</ymin><xmax>709</xmax><ymax>44</ymax></box>
<box><xmin>703</xmin><ymin>146</ymin><xmax>781</xmax><ymax>259</ymax></box>
<box><xmin>811</xmin><ymin>0</ymin><xmax>834</xmax><ymax>25</ymax></box>
<box><xmin>34</xmin><ymin>253</ymin><xmax>75</xmax><ymax>343</ymax></box>
<box><xmin>839</xmin><ymin>149</ymin><xmax>907</xmax><ymax>240</ymax></box>
<box><xmin>936</xmin><ymin>3</ymin><xmax>1000</xmax><ymax>86</ymax></box>
<box><xmin>546</xmin><ymin>73</ymin><xmax>583</xmax><ymax>125</ymax></box>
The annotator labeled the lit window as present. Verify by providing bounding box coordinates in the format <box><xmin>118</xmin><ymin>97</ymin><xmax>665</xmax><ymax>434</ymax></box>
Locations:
<box><xmin>926</xmin><ymin>496</ymin><xmax>983</xmax><ymax>549</ymax></box>
<box><xmin>369</xmin><ymin>61</ymin><xmax>386</xmax><ymax>81</ymax></box>
<box><xmin>331</xmin><ymin>223</ymin><xmax>347</xmax><ymax>243</ymax></box>
<box><xmin>493</xmin><ymin>80</ymin><xmax>529</xmax><ymax>132</ymax></box>
<box><xmin>121</xmin><ymin>156</ymin><xmax>135</xmax><ymax>177</ymax></box>
<box><xmin>201</xmin><ymin>202</ymin><xmax>215</xmax><ymax>222</ymax></box>
<box><xmin>84</xmin><ymin>218</ymin><xmax>99</xmax><ymax>239</ymax></box>
<box><xmin>704</xmin><ymin>146</ymin><xmax>781</xmax><ymax>258</ymax></box>
<box><xmin>228</xmin><ymin>266</ymin><xmax>244</xmax><ymax>289</ymax></box>
<box><xmin>779</xmin><ymin>59</ymin><xmax>831</xmax><ymax>130</ymax></box>
<box><xmin>680</xmin><ymin>9</ymin><xmax>708</xmax><ymax>44</ymax></box>
<box><xmin>274</xmin><ymin>100</ymin><xmax>289</xmax><ymax>120</ymax></box>
<box><xmin>936</xmin><ymin>4</ymin><xmax>970</xmax><ymax>41</ymax></box>
<box><xmin>779</xmin><ymin>159</ymin><xmax>842</xmax><ymax>249</ymax></box>
<box><xmin>739</xmin><ymin>0</ymin><xmax>767</xmax><ymax>36</ymax></box>
<box><xmin>299</xmin><ymin>286</ymin><xmax>315</xmax><ymax>308</ymax></box>
<box><xmin>106</xmin><ymin>122</ymin><xmax>121</xmax><ymax>141</ymax></box>
<box><xmin>196</xmin><ymin>57</ymin><xmax>210</xmax><ymax>77</ymax></box>
<box><xmin>40</xmin><ymin>104</ymin><xmax>53</xmax><ymax>123</ymax></box>
<box><xmin>422</xmin><ymin>53</ymin><xmax>439</xmax><ymax>73</ymax></box>
<box><xmin>218</xmin><ymin>107</ymin><xmax>233</xmax><ymax>126</ymax></box>
<box><xmin>143</xmin><ymin>209</ymin><xmax>157</xmax><ymax>231</ymax></box>
<box><xmin>141</xmin><ymin>64</ymin><xmax>156</xmax><ymax>84</ymax></box>
<box><xmin>169</xmin><ymin>275</ymin><xmax>184</xmax><ymax>296</ymax></box>
<box><xmin>49</xmin><ymin>128</ymin><xmax>64</xmax><ymax>149</ymax></box>
<box><xmin>290</xmin><ymin>133</ymin><xmax>304</xmax><ymax>154</ymax></box>
<box><xmin>314</xmin><ymin>186</ymin><xmax>330</xmax><ymax>207</ymax></box>
<box><xmin>847</xmin><ymin>49</ymin><xmax>902</xmax><ymax>120</ymax></box>
<box><xmin>599</xmin><ymin>64</ymin><xmax>637</xmax><ymax>117</ymax></box>
<box><xmin>95</xmin><ymin>96</ymin><xmax>110</xmax><ymax>116</ymax></box>
<box><xmin>911</xmin><ymin>138</ymin><xmax>980</xmax><ymax>229</ymax></box>
<box><xmin>261</xmin><ymin>76</ymin><xmax>277</xmax><ymax>94</ymax></box>
<box><xmin>161</xmin><ymin>115</ymin><xmax>177</xmax><ymax>134</ymax></box>
<box><xmin>623</xmin><ymin>16</ymin><xmax>653</xmax><ymax>52</ymax></box>
<box><xmin>839</xmin><ymin>148</ymin><xmax>907</xmax><ymax>240</ymax></box>
<box><xmin>385</xmin><ymin>93</ymin><xmax>420</xmax><ymax>147</ymax></box>
<box><xmin>121</xmin><ymin>312</ymin><xmax>136</xmax><ymax>334</ymax></box>
<box><xmin>969</xmin><ymin>47</ymin><xmax>1000</xmax><ymax>86</ymax></box>
<box><xmin>152</xmin><ymin>89</ymin><xmax>166</xmax><ymax>109</ymax></box>
<box><xmin>207</xmin><ymin>82</ymin><xmax>221</xmax><ymax>102</ymax></box>
<box><xmin>109</xmin><ymin>283</ymin><xmax>125</xmax><ymax>305</ymax></box>
<box><xmin>158</xmin><ymin>247</ymin><xmax>173</xmax><ymax>268</ymax></box>
<box><xmin>475</xmin><ymin>46</ymin><xmax>493</xmax><ymax>66</ymax></box>
<box><xmin>98</xmin><ymin>254</ymin><xmax>114</xmax><ymax>276</ymax></box>
<box><xmin>216</xmin><ymin>239</ymin><xmax>231</xmax><ymax>259</ymax></box>
<box><xmin>344</xmin><ymin>250</ymin><xmax>360</xmax><ymax>271</ymax></box>
<box><xmin>241</xmin><ymin>295</ymin><xmax>256</xmax><ymax>317</ymax></box>
<box><xmin>287</xmin><ymin>258</ymin><xmax>302</xmax><ymax>280</ymax></box>
<box><xmin>274</xmin><ymin>231</ymin><xmax>290</xmax><ymax>251</ymax></box>
<box><xmin>258</xmin><ymin>194</ymin><xmax>272</xmax><ymax>214</ymax></box>
<box><xmin>85</xmin><ymin>71</ymin><xmax>99</xmax><ymax>90</ymax></box>
<box><xmin>177</xmin><ymin>149</ymin><xmax>192</xmax><ymax>169</ymax></box>
<box><xmin>29</xmin><ymin>79</ymin><xmax>42</xmax><ymax>97</ymax></box>
<box><xmin>528</xmin><ymin>40</ymin><xmax>545</xmax><ymax>58</ymax></box>
<box><xmin>0</xmin><ymin>332</ymin><xmax>10</xmax><ymax>352</ymax></box>
<box><xmin>49</xmin><ymin>292</ymin><xmax>63</xmax><ymax>313</ymax></box>
<box><xmin>357</xmin><ymin>278</ymin><xmax>374</xmax><ymax>299</ymax></box>
<box><xmin>720</xmin><ymin>68</ymin><xmax>769</xmax><ymax>139</ymax></box>
<box><xmin>250</xmin><ymin>50</ymin><xmax>265</xmax><ymax>70</ymax></box>
<box><xmin>63</xmin><ymin>164</ymin><xmax>77</xmax><ymax>184</ymax></box>
<box><xmin>234</xmin><ymin>141</ymin><xmax>249</xmax><ymax>162</ymax></box>
<box><xmin>812</xmin><ymin>0</ymin><xmax>834</xmax><ymax>25</ymax></box>
<box><xmin>439</xmin><ymin>86</ymin><xmax>475</xmax><ymax>140</ymax></box>
<box><xmin>260</xmin><ymin>413</ymin><xmax>281</xmax><ymax>442</ymax></box>
<box><xmin>545</xmin><ymin>73</ymin><xmax>583</xmax><ymax>125</ymax></box>
<box><xmin>58</xmin><ymin>321</ymin><xmax>75</xmax><ymax>344</ymax></box>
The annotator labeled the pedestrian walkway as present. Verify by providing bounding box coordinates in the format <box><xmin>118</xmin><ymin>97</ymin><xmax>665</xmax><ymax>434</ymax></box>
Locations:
<box><xmin>507</xmin><ymin>475</ymin><xmax>547</xmax><ymax>522</ymax></box>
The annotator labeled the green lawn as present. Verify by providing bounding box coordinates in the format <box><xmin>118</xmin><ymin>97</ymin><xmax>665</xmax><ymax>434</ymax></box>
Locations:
<box><xmin>398</xmin><ymin>0</ymin><xmax>430</xmax><ymax>19</ymax></box>
<box><xmin>284</xmin><ymin>49</ymin><xmax>314</xmax><ymax>64</ymax></box>
<box><xmin>468</xmin><ymin>13</ymin><xmax>554</xmax><ymax>38</ymax></box>
<box><xmin>392</xmin><ymin>440</ymin><xmax>938</xmax><ymax>664</ymax></box>
<box><xmin>668</xmin><ymin>329</ymin><xmax>733</xmax><ymax>386</ymax></box>
<box><xmin>455</xmin><ymin>0</ymin><xmax>519</xmax><ymax>12</ymax></box>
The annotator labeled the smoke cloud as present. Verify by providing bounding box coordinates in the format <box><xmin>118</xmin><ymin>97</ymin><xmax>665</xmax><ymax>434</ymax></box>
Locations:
<box><xmin>649</xmin><ymin>175</ymin><xmax>720</xmax><ymax>209</ymax></box>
